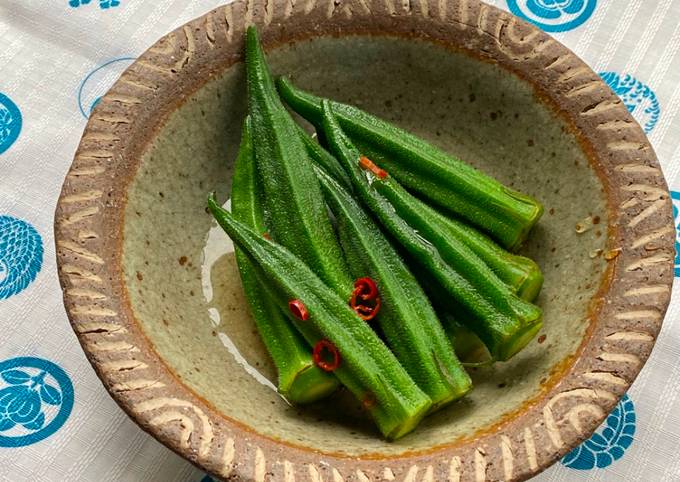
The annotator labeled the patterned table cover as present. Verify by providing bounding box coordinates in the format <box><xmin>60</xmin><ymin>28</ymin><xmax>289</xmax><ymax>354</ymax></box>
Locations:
<box><xmin>0</xmin><ymin>1</ymin><xmax>678</xmax><ymax>480</ymax></box>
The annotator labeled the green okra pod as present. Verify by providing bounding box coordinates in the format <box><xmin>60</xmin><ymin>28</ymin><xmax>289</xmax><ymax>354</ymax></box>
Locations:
<box><xmin>319</xmin><ymin>100</ymin><xmax>543</xmax><ymax>361</ymax></box>
<box><xmin>297</xmin><ymin>125</ymin><xmax>352</xmax><ymax>189</ymax></box>
<box><xmin>277</xmin><ymin>77</ymin><xmax>543</xmax><ymax>251</ymax></box>
<box><xmin>304</xmin><ymin>129</ymin><xmax>543</xmax><ymax>300</ymax></box>
<box><xmin>231</xmin><ymin>117</ymin><xmax>339</xmax><ymax>403</ymax></box>
<box><xmin>433</xmin><ymin>210</ymin><xmax>543</xmax><ymax>301</ymax></box>
<box><xmin>208</xmin><ymin>195</ymin><xmax>432</xmax><ymax>439</ymax></box>
<box><xmin>245</xmin><ymin>27</ymin><xmax>353</xmax><ymax>298</ymax></box>
<box><xmin>410</xmin><ymin>264</ymin><xmax>493</xmax><ymax>366</ymax></box>
<box><xmin>315</xmin><ymin>166</ymin><xmax>471</xmax><ymax>411</ymax></box>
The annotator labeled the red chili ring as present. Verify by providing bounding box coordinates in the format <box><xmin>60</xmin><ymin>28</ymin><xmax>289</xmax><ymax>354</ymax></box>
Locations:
<box><xmin>353</xmin><ymin>277</ymin><xmax>379</xmax><ymax>300</ymax></box>
<box><xmin>288</xmin><ymin>299</ymin><xmax>309</xmax><ymax>321</ymax></box>
<box><xmin>312</xmin><ymin>339</ymin><xmax>341</xmax><ymax>372</ymax></box>
<box><xmin>350</xmin><ymin>277</ymin><xmax>381</xmax><ymax>321</ymax></box>
<box><xmin>355</xmin><ymin>297</ymin><xmax>381</xmax><ymax>321</ymax></box>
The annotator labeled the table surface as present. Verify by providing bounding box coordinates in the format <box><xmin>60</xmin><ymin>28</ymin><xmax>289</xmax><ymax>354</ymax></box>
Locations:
<box><xmin>1</xmin><ymin>0</ymin><xmax>679</xmax><ymax>481</ymax></box>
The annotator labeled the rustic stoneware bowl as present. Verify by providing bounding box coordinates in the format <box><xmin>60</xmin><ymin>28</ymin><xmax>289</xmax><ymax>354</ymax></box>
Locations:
<box><xmin>55</xmin><ymin>0</ymin><xmax>674</xmax><ymax>480</ymax></box>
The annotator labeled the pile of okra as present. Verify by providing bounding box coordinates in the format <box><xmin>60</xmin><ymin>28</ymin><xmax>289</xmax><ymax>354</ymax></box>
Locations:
<box><xmin>208</xmin><ymin>27</ymin><xmax>545</xmax><ymax>440</ymax></box>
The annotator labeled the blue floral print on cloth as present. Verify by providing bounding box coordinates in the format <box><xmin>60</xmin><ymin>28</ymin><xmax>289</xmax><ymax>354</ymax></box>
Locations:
<box><xmin>77</xmin><ymin>57</ymin><xmax>135</xmax><ymax>118</ymax></box>
<box><xmin>671</xmin><ymin>192</ymin><xmax>680</xmax><ymax>277</ymax></box>
<box><xmin>0</xmin><ymin>357</ymin><xmax>74</xmax><ymax>447</ymax></box>
<box><xmin>0</xmin><ymin>216</ymin><xmax>43</xmax><ymax>300</ymax></box>
<box><xmin>561</xmin><ymin>394</ymin><xmax>636</xmax><ymax>470</ymax></box>
<box><xmin>506</xmin><ymin>0</ymin><xmax>597</xmax><ymax>32</ymax></box>
<box><xmin>69</xmin><ymin>0</ymin><xmax>121</xmax><ymax>9</ymax></box>
<box><xmin>599</xmin><ymin>72</ymin><xmax>660</xmax><ymax>134</ymax></box>
<box><xmin>0</xmin><ymin>93</ymin><xmax>22</xmax><ymax>155</ymax></box>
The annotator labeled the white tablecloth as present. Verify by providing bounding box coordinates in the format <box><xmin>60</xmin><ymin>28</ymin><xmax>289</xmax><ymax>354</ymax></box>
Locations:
<box><xmin>1</xmin><ymin>1</ymin><xmax>679</xmax><ymax>480</ymax></box>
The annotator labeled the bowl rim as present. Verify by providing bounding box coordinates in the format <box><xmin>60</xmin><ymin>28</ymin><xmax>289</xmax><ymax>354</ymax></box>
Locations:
<box><xmin>54</xmin><ymin>0</ymin><xmax>674</xmax><ymax>480</ymax></box>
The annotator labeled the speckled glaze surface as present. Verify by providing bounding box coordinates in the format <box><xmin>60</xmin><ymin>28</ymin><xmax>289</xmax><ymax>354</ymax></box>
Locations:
<box><xmin>122</xmin><ymin>35</ymin><xmax>608</xmax><ymax>457</ymax></box>
<box><xmin>54</xmin><ymin>1</ymin><xmax>674</xmax><ymax>480</ymax></box>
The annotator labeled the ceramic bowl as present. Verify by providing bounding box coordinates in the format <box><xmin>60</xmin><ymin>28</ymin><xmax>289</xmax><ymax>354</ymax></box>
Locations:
<box><xmin>54</xmin><ymin>0</ymin><xmax>674</xmax><ymax>480</ymax></box>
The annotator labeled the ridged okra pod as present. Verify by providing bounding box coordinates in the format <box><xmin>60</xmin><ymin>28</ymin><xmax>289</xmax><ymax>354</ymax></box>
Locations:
<box><xmin>298</xmin><ymin>124</ymin><xmax>352</xmax><ymax>189</ymax></box>
<box><xmin>316</xmin><ymin>166</ymin><xmax>471</xmax><ymax>411</ymax></box>
<box><xmin>277</xmin><ymin>77</ymin><xmax>543</xmax><ymax>251</ymax></box>
<box><xmin>208</xmin><ymin>196</ymin><xmax>432</xmax><ymax>439</ymax></box>
<box><xmin>434</xmin><ymin>211</ymin><xmax>542</xmax><ymax>301</ymax></box>
<box><xmin>296</xmin><ymin>113</ymin><xmax>542</xmax><ymax>301</ymax></box>
<box><xmin>231</xmin><ymin>117</ymin><xmax>339</xmax><ymax>403</ymax></box>
<box><xmin>245</xmin><ymin>27</ymin><xmax>353</xmax><ymax>298</ymax></box>
<box><xmin>319</xmin><ymin>100</ymin><xmax>543</xmax><ymax>361</ymax></box>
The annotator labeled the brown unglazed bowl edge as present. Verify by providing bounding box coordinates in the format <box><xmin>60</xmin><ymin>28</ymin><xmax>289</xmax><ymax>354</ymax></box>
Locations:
<box><xmin>54</xmin><ymin>1</ymin><xmax>674</xmax><ymax>480</ymax></box>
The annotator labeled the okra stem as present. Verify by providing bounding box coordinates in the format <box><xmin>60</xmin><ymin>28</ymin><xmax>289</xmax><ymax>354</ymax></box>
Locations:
<box><xmin>208</xmin><ymin>195</ymin><xmax>432</xmax><ymax>439</ymax></box>
<box><xmin>316</xmin><ymin>166</ymin><xmax>471</xmax><ymax>411</ymax></box>
<box><xmin>231</xmin><ymin>117</ymin><xmax>339</xmax><ymax>403</ymax></box>
<box><xmin>319</xmin><ymin>101</ymin><xmax>542</xmax><ymax>361</ymax></box>
<box><xmin>277</xmin><ymin>77</ymin><xmax>543</xmax><ymax>251</ymax></box>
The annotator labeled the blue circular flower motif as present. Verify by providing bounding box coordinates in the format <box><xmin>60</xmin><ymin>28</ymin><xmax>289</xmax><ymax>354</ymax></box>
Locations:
<box><xmin>670</xmin><ymin>192</ymin><xmax>680</xmax><ymax>277</ymax></box>
<box><xmin>561</xmin><ymin>394</ymin><xmax>635</xmax><ymax>470</ymax></box>
<box><xmin>506</xmin><ymin>0</ymin><xmax>597</xmax><ymax>32</ymax></box>
<box><xmin>0</xmin><ymin>93</ymin><xmax>22</xmax><ymax>155</ymax></box>
<box><xmin>0</xmin><ymin>216</ymin><xmax>43</xmax><ymax>300</ymax></box>
<box><xmin>0</xmin><ymin>357</ymin><xmax>74</xmax><ymax>447</ymax></box>
<box><xmin>69</xmin><ymin>0</ymin><xmax>121</xmax><ymax>9</ymax></box>
<box><xmin>99</xmin><ymin>0</ymin><xmax>121</xmax><ymax>9</ymax></box>
<box><xmin>77</xmin><ymin>57</ymin><xmax>135</xmax><ymax>118</ymax></box>
<box><xmin>599</xmin><ymin>72</ymin><xmax>660</xmax><ymax>134</ymax></box>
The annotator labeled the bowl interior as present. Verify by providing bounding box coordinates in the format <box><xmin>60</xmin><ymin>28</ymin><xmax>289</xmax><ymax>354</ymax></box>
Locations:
<box><xmin>122</xmin><ymin>35</ymin><xmax>608</xmax><ymax>456</ymax></box>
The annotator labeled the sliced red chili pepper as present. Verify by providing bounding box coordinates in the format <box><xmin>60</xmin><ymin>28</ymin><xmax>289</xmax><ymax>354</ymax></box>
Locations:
<box><xmin>349</xmin><ymin>277</ymin><xmax>381</xmax><ymax>321</ymax></box>
<box><xmin>353</xmin><ymin>276</ymin><xmax>379</xmax><ymax>300</ymax></box>
<box><xmin>353</xmin><ymin>297</ymin><xmax>381</xmax><ymax>320</ymax></box>
<box><xmin>288</xmin><ymin>299</ymin><xmax>309</xmax><ymax>320</ymax></box>
<box><xmin>359</xmin><ymin>156</ymin><xmax>388</xmax><ymax>179</ymax></box>
<box><xmin>312</xmin><ymin>339</ymin><xmax>341</xmax><ymax>372</ymax></box>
